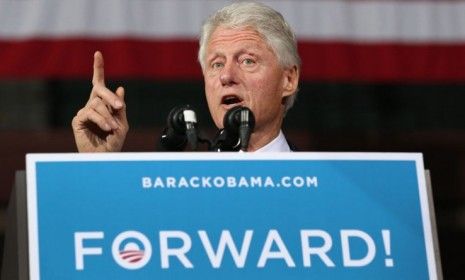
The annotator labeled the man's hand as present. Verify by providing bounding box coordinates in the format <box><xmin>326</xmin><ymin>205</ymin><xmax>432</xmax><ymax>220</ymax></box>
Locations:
<box><xmin>71</xmin><ymin>51</ymin><xmax>129</xmax><ymax>152</ymax></box>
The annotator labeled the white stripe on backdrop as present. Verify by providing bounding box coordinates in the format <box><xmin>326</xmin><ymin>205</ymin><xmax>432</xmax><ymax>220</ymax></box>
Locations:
<box><xmin>1</xmin><ymin>0</ymin><xmax>465</xmax><ymax>42</ymax></box>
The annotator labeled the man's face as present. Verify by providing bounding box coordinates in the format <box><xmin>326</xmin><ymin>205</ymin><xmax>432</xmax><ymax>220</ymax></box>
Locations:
<box><xmin>203</xmin><ymin>26</ymin><xmax>297</xmax><ymax>136</ymax></box>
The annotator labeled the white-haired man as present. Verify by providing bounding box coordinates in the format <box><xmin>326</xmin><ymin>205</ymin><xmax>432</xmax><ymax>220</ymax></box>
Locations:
<box><xmin>72</xmin><ymin>2</ymin><xmax>300</xmax><ymax>152</ymax></box>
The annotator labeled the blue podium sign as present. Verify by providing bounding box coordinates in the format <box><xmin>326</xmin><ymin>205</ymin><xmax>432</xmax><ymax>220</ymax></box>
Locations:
<box><xmin>26</xmin><ymin>152</ymin><xmax>438</xmax><ymax>279</ymax></box>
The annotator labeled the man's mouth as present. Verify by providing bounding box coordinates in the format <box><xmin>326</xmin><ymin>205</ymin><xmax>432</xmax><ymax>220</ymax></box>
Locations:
<box><xmin>221</xmin><ymin>95</ymin><xmax>243</xmax><ymax>106</ymax></box>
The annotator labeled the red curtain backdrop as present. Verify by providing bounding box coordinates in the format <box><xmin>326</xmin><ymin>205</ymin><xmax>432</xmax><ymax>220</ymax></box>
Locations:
<box><xmin>1</xmin><ymin>0</ymin><xmax>464</xmax><ymax>82</ymax></box>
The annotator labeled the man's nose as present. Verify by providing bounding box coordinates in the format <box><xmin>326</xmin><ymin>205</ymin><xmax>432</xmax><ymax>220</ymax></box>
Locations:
<box><xmin>219</xmin><ymin>61</ymin><xmax>238</xmax><ymax>86</ymax></box>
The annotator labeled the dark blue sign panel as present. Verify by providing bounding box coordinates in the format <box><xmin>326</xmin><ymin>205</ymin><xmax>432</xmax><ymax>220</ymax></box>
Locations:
<box><xmin>26</xmin><ymin>153</ymin><xmax>437</xmax><ymax>279</ymax></box>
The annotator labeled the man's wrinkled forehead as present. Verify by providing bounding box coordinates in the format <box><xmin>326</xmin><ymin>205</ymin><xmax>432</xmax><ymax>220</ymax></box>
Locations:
<box><xmin>208</xmin><ymin>27</ymin><xmax>265</xmax><ymax>50</ymax></box>
<box><xmin>206</xmin><ymin>25</ymin><xmax>276</xmax><ymax>56</ymax></box>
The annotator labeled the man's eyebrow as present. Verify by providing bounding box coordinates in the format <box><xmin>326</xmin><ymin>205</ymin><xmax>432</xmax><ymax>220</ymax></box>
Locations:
<box><xmin>206</xmin><ymin>46</ymin><xmax>261</xmax><ymax>61</ymax></box>
<box><xmin>238</xmin><ymin>49</ymin><xmax>258</xmax><ymax>56</ymax></box>
<box><xmin>207</xmin><ymin>52</ymin><xmax>224</xmax><ymax>62</ymax></box>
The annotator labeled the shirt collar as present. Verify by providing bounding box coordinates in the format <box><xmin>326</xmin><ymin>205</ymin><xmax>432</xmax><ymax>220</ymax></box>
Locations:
<box><xmin>254</xmin><ymin>130</ymin><xmax>291</xmax><ymax>152</ymax></box>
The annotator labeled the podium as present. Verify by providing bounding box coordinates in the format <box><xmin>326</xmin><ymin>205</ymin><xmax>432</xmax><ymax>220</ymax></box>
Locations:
<box><xmin>2</xmin><ymin>152</ymin><xmax>442</xmax><ymax>279</ymax></box>
<box><xmin>2</xmin><ymin>171</ymin><xmax>29</xmax><ymax>280</ymax></box>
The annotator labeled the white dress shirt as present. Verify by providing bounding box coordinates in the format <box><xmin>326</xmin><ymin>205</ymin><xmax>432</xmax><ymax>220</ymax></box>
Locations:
<box><xmin>254</xmin><ymin>130</ymin><xmax>291</xmax><ymax>152</ymax></box>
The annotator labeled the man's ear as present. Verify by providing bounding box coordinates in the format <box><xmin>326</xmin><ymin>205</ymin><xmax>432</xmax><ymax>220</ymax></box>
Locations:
<box><xmin>281</xmin><ymin>65</ymin><xmax>299</xmax><ymax>98</ymax></box>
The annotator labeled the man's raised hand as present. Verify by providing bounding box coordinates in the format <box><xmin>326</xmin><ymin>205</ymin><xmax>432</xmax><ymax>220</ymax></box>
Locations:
<box><xmin>71</xmin><ymin>51</ymin><xmax>129</xmax><ymax>152</ymax></box>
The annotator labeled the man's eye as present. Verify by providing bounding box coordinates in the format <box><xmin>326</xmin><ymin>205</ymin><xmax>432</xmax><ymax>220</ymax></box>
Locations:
<box><xmin>242</xmin><ymin>58</ymin><xmax>255</xmax><ymax>65</ymax></box>
<box><xmin>211</xmin><ymin>62</ymin><xmax>224</xmax><ymax>69</ymax></box>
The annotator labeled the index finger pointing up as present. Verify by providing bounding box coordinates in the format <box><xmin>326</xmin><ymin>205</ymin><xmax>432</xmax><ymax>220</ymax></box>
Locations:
<box><xmin>92</xmin><ymin>51</ymin><xmax>105</xmax><ymax>86</ymax></box>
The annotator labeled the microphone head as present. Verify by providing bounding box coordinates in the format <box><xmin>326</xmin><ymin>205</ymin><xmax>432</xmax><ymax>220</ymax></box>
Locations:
<box><xmin>223</xmin><ymin>106</ymin><xmax>255</xmax><ymax>133</ymax></box>
<box><xmin>160</xmin><ymin>104</ymin><xmax>198</xmax><ymax>151</ymax></box>
<box><xmin>167</xmin><ymin>105</ymin><xmax>190</xmax><ymax>134</ymax></box>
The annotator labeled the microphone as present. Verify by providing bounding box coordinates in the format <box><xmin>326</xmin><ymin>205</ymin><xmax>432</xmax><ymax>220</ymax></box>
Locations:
<box><xmin>211</xmin><ymin>106</ymin><xmax>255</xmax><ymax>151</ymax></box>
<box><xmin>160</xmin><ymin>105</ymin><xmax>198</xmax><ymax>151</ymax></box>
<box><xmin>238</xmin><ymin>108</ymin><xmax>254</xmax><ymax>151</ymax></box>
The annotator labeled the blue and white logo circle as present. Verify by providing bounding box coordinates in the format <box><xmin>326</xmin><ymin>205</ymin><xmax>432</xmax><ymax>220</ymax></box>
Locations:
<box><xmin>112</xmin><ymin>231</ymin><xmax>152</xmax><ymax>270</ymax></box>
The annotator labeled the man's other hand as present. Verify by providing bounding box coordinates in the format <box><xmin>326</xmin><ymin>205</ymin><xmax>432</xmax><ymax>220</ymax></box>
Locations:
<box><xmin>71</xmin><ymin>51</ymin><xmax>129</xmax><ymax>152</ymax></box>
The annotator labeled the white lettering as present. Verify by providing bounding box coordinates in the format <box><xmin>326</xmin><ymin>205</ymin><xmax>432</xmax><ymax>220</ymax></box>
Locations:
<box><xmin>341</xmin><ymin>230</ymin><xmax>376</xmax><ymax>267</ymax></box>
<box><xmin>281</xmin><ymin>177</ymin><xmax>291</xmax><ymax>187</ymax></box>
<box><xmin>142</xmin><ymin>176</ymin><xmax>318</xmax><ymax>189</ymax></box>
<box><xmin>227</xmin><ymin>177</ymin><xmax>236</xmax><ymax>188</ymax></box>
<box><xmin>250</xmin><ymin>177</ymin><xmax>261</xmax><ymax>187</ymax></box>
<box><xmin>300</xmin><ymin>230</ymin><xmax>335</xmax><ymax>267</ymax></box>
<box><xmin>159</xmin><ymin>231</ymin><xmax>194</xmax><ymax>269</ymax></box>
<box><xmin>142</xmin><ymin>177</ymin><xmax>152</xmax><ymax>188</ymax></box>
<box><xmin>264</xmin><ymin>177</ymin><xmax>274</xmax><ymax>188</ymax></box>
<box><xmin>198</xmin><ymin>230</ymin><xmax>253</xmax><ymax>268</ymax></box>
<box><xmin>307</xmin><ymin>176</ymin><xmax>318</xmax><ymax>187</ymax></box>
<box><xmin>190</xmin><ymin>177</ymin><xmax>200</xmax><ymax>188</ymax></box>
<box><xmin>74</xmin><ymin>231</ymin><xmax>104</xmax><ymax>270</ymax></box>
<box><xmin>257</xmin><ymin>230</ymin><xmax>295</xmax><ymax>267</ymax></box>
<box><xmin>213</xmin><ymin>177</ymin><xmax>225</xmax><ymax>187</ymax></box>
<box><xmin>178</xmin><ymin>177</ymin><xmax>188</xmax><ymax>188</ymax></box>
<box><xmin>153</xmin><ymin>177</ymin><xmax>164</xmax><ymax>188</ymax></box>
<box><xmin>202</xmin><ymin>177</ymin><xmax>212</xmax><ymax>187</ymax></box>
<box><xmin>293</xmin><ymin>177</ymin><xmax>305</xmax><ymax>187</ymax></box>
<box><xmin>166</xmin><ymin>177</ymin><xmax>176</xmax><ymax>188</ymax></box>
<box><xmin>239</xmin><ymin>177</ymin><xmax>249</xmax><ymax>187</ymax></box>
<box><xmin>74</xmin><ymin>228</ymin><xmax>383</xmax><ymax>270</ymax></box>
